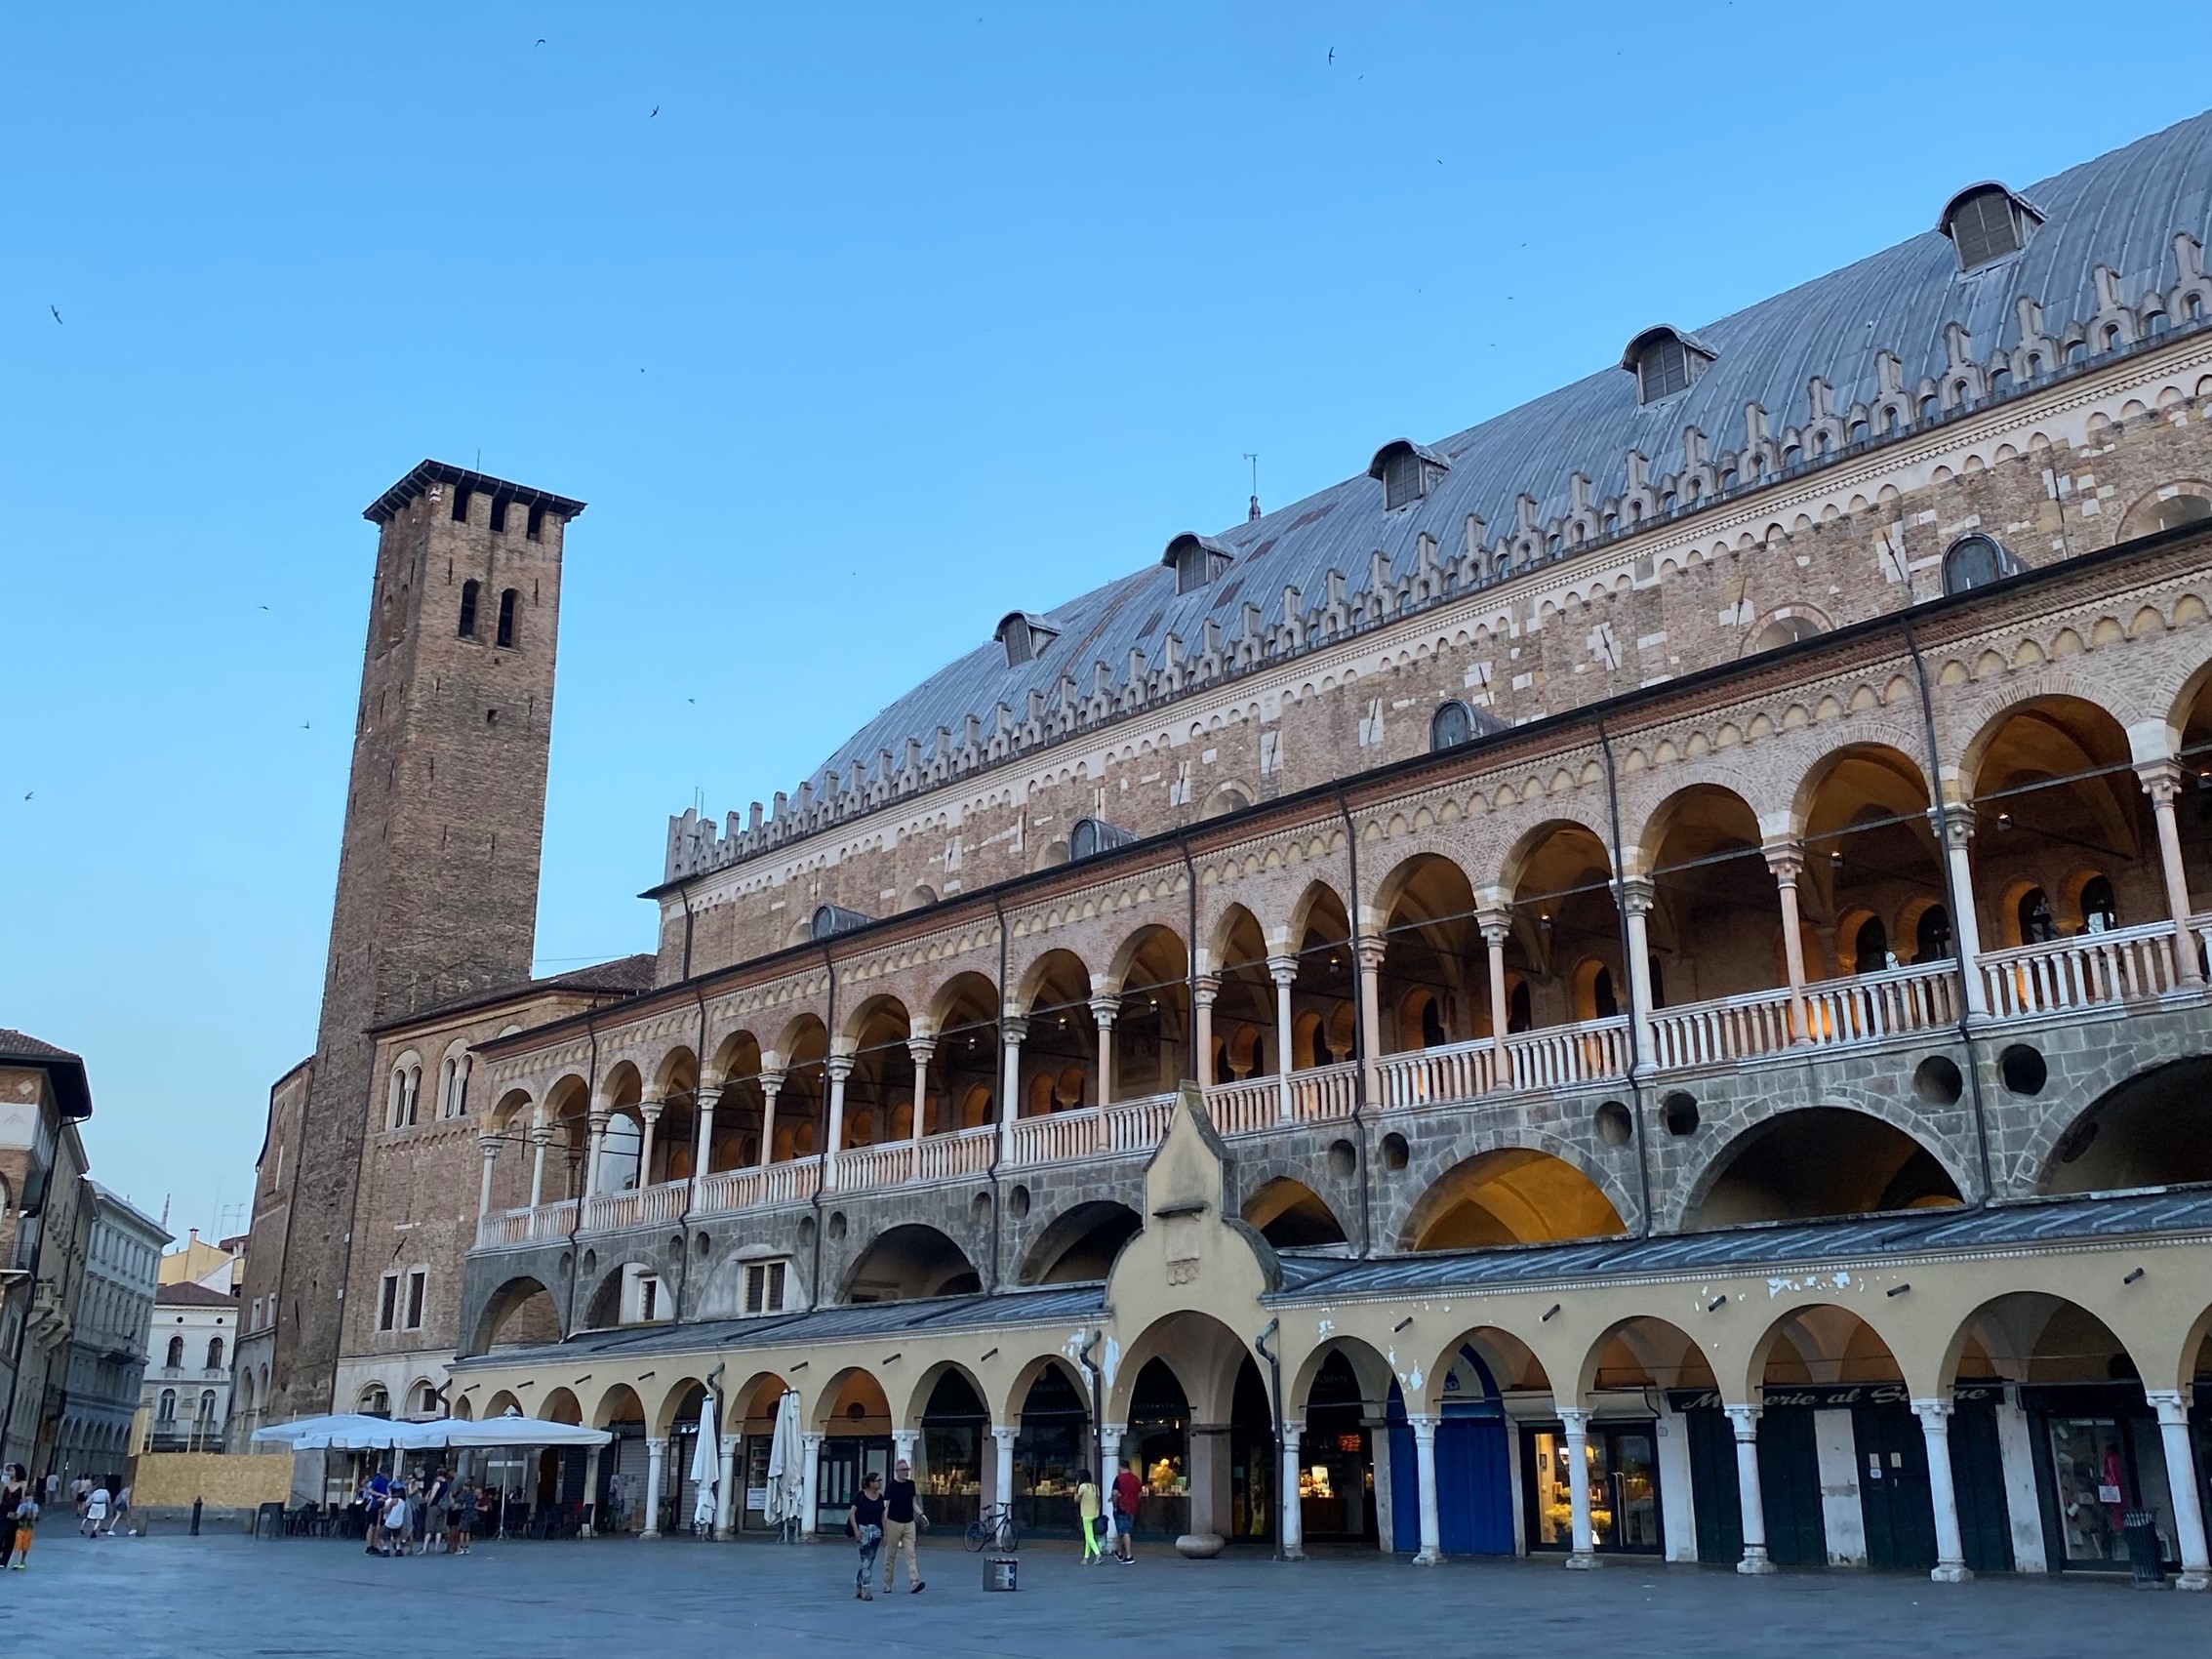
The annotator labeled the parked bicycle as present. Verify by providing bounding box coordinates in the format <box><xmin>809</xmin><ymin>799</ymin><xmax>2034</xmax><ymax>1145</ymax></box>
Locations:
<box><xmin>963</xmin><ymin>1504</ymin><xmax>1019</xmax><ymax>1553</ymax></box>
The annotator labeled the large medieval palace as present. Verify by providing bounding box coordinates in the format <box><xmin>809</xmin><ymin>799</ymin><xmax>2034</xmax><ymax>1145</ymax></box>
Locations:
<box><xmin>240</xmin><ymin>111</ymin><xmax>2212</xmax><ymax>1585</ymax></box>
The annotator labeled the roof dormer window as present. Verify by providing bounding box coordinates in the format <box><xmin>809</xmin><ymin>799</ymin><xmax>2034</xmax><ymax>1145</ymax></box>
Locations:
<box><xmin>1939</xmin><ymin>183</ymin><xmax>2039</xmax><ymax>272</ymax></box>
<box><xmin>1368</xmin><ymin>440</ymin><xmax>1449</xmax><ymax>511</ymax></box>
<box><xmin>1622</xmin><ymin>327</ymin><xmax>1714</xmax><ymax>405</ymax></box>
<box><xmin>994</xmin><ymin>611</ymin><xmax>1061</xmax><ymax>668</ymax></box>
<box><xmin>1161</xmin><ymin>533</ymin><xmax>1235</xmax><ymax>596</ymax></box>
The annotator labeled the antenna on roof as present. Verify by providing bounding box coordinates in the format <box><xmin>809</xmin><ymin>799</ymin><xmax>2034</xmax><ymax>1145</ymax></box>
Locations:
<box><xmin>1243</xmin><ymin>453</ymin><xmax>1261</xmax><ymax>521</ymax></box>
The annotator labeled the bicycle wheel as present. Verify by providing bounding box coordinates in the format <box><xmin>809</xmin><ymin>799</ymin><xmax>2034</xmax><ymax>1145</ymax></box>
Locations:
<box><xmin>964</xmin><ymin>1518</ymin><xmax>988</xmax><ymax>1553</ymax></box>
<box><xmin>994</xmin><ymin>1515</ymin><xmax>1019</xmax><ymax>1554</ymax></box>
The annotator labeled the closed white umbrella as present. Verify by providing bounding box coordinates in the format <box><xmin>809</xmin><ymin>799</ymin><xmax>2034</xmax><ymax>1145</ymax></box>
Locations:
<box><xmin>763</xmin><ymin>1390</ymin><xmax>805</xmax><ymax>1538</ymax></box>
<box><xmin>690</xmin><ymin>1394</ymin><xmax>719</xmax><ymax>1532</ymax></box>
<box><xmin>432</xmin><ymin>1414</ymin><xmax>611</xmax><ymax>1450</ymax></box>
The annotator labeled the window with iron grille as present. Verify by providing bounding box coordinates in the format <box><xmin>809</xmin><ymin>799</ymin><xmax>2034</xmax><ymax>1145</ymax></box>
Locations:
<box><xmin>1946</xmin><ymin>187</ymin><xmax>2021</xmax><ymax>270</ymax></box>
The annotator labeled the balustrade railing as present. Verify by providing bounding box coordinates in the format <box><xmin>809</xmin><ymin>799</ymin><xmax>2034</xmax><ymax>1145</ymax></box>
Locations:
<box><xmin>1647</xmin><ymin>989</ymin><xmax>1795</xmax><ymax>1072</ymax></box>
<box><xmin>1500</xmin><ymin>1017</ymin><xmax>1629</xmax><ymax>1091</ymax></box>
<box><xmin>693</xmin><ymin>1155</ymin><xmax>822</xmax><ymax>1215</ymax></box>
<box><xmin>1980</xmin><ymin>919</ymin><xmax>2188</xmax><ymax>1018</ymax></box>
<box><xmin>915</xmin><ymin>1123</ymin><xmax>998</xmax><ymax>1182</ymax></box>
<box><xmin>1009</xmin><ymin>1109</ymin><xmax>1101</xmax><ymax>1167</ymax></box>
<box><xmin>1104</xmin><ymin>1093</ymin><xmax>1175</xmax><ymax>1153</ymax></box>
<box><xmin>1802</xmin><ymin>962</ymin><xmax>1959</xmax><ymax>1045</ymax></box>
<box><xmin>476</xmin><ymin>1198</ymin><xmax>577</xmax><ymax>1248</ymax></box>
<box><xmin>836</xmin><ymin>1142</ymin><xmax>912</xmax><ymax>1192</ymax></box>
<box><xmin>1204</xmin><ymin>1074</ymin><xmax>1283</xmax><ymax>1136</ymax></box>
<box><xmin>1374</xmin><ymin>1039</ymin><xmax>1495</xmax><ymax>1111</ymax></box>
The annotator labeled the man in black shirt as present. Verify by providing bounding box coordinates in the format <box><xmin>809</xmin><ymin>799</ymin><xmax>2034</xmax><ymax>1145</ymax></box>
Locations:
<box><xmin>850</xmin><ymin>1474</ymin><xmax>886</xmax><ymax>1599</ymax></box>
<box><xmin>881</xmin><ymin>1457</ymin><xmax>926</xmax><ymax>1594</ymax></box>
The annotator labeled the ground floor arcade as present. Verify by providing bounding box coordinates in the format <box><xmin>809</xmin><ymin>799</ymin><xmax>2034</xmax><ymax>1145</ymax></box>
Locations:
<box><xmin>452</xmin><ymin>1088</ymin><xmax>2212</xmax><ymax>1590</ymax></box>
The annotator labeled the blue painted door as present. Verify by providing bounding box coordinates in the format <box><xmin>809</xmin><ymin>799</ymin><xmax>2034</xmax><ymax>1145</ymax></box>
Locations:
<box><xmin>1387</xmin><ymin>1379</ymin><xmax>1513</xmax><ymax>1555</ymax></box>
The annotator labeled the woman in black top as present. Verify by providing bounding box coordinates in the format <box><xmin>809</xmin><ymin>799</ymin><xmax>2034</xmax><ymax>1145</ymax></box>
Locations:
<box><xmin>0</xmin><ymin>1467</ymin><xmax>24</xmax><ymax>1569</ymax></box>
<box><xmin>848</xmin><ymin>1474</ymin><xmax>886</xmax><ymax>1600</ymax></box>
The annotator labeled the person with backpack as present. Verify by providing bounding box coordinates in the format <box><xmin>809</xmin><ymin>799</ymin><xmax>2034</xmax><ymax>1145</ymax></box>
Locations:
<box><xmin>1109</xmin><ymin>1462</ymin><xmax>1142</xmax><ymax>1562</ymax></box>
<box><xmin>9</xmin><ymin>1487</ymin><xmax>38</xmax><ymax>1569</ymax></box>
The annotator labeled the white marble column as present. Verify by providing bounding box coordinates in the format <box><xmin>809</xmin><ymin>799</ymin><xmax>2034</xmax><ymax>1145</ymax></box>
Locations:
<box><xmin>906</xmin><ymin>1036</ymin><xmax>935</xmax><ymax>1150</ymax></box>
<box><xmin>1192</xmin><ymin>975</ymin><xmax>1219</xmax><ymax>1088</ymax></box>
<box><xmin>583</xmin><ymin>1109</ymin><xmax>611</xmax><ymax>1195</ymax></box>
<box><xmin>1090</xmin><ymin>994</ymin><xmax>1118</xmax><ymax>1150</ymax></box>
<box><xmin>1410</xmin><ymin>1413</ymin><xmax>1443</xmax><ymax>1565</ymax></box>
<box><xmin>641</xmin><ymin>1436</ymin><xmax>666</xmax><ymax>1539</ymax></box>
<box><xmin>529</xmin><ymin>1111</ymin><xmax>549</xmax><ymax>1206</ymax></box>
<box><xmin>991</xmin><ymin>1425</ymin><xmax>1018</xmax><ymax>1521</ymax></box>
<box><xmin>892</xmin><ymin>1428</ymin><xmax>917</xmax><ymax>1473</ymax></box>
<box><xmin>1476</xmin><ymin>910</ymin><xmax>1512</xmax><ymax>1082</ymax></box>
<box><xmin>580</xmin><ymin>1444</ymin><xmax>603</xmax><ymax>1537</ymax></box>
<box><xmin>1620</xmin><ymin>877</ymin><xmax>1659</xmax><ymax>1074</ymax></box>
<box><xmin>757</xmin><ymin>1072</ymin><xmax>783</xmax><ymax>1167</ymax></box>
<box><xmin>823</xmin><ymin>1055</ymin><xmax>853</xmax><ymax>1191</ymax></box>
<box><xmin>1268</xmin><ymin>954</ymin><xmax>1299</xmax><ymax>1121</ymax></box>
<box><xmin>693</xmin><ymin>1087</ymin><xmax>719</xmax><ymax>1183</ymax></box>
<box><xmin>1725</xmin><ymin>1403</ymin><xmax>1776</xmax><ymax>1573</ymax></box>
<box><xmin>714</xmin><ymin>1433</ymin><xmax>738</xmax><ymax>1539</ymax></box>
<box><xmin>1911</xmin><ymin>1397</ymin><xmax>1972</xmax><ymax>1583</ymax></box>
<box><xmin>2147</xmin><ymin>1389</ymin><xmax>2210</xmax><ymax>1590</ymax></box>
<box><xmin>800</xmin><ymin>1431</ymin><xmax>824</xmax><ymax>1538</ymax></box>
<box><xmin>476</xmin><ymin>1136</ymin><xmax>499</xmax><ymax>1219</ymax></box>
<box><xmin>1936</xmin><ymin>805</ymin><xmax>1990</xmax><ymax>1015</ymax></box>
<box><xmin>1280</xmin><ymin>1421</ymin><xmax>1306</xmax><ymax>1559</ymax></box>
<box><xmin>1354</xmin><ymin>934</ymin><xmax>1388</xmax><ymax>1102</ymax></box>
<box><xmin>1560</xmin><ymin>1406</ymin><xmax>1598</xmax><ymax>1568</ymax></box>
<box><xmin>637</xmin><ymin>1099</ymin><xmax>664</xmax><ymax>1188</ymax></box>
<box><xmin>2139</xmin><ymin>764</ymin><xmax>2205</xmax><ymax>985</ymax></box>
<box><xmin>998</xmin><ymin>1018</ymin><xmax>1027</xmax><ymax>1164</ymax></box>
<box><xmin>1763</xmin><ymin>843</ymin><xmax>1812</xmax><ymax>1042</ymax></box>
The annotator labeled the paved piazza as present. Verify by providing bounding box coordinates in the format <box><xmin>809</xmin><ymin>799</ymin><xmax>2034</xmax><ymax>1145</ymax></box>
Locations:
<box><xmin>5</xmin><ymin>1534</ymin><xmax>2206</xmax><ymax>1657</ymax></box>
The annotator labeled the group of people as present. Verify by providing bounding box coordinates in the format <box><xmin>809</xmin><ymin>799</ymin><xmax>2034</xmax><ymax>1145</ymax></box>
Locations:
<box><xmin>0</xmin><ymin>1465</ymin><xmax>133</xmax><ymax>1567</ymax></box>
<box><xmin>353</xmin><ymin>1468</ymin><xmax>482</xmax><ymax>1556</ymax></box>
<box><xmin>844</xmin><ymin>1457</ymin><xmax>1147</xmax><ymax>1598</ymax></box>
<box><xmin>1076</xmin><ymin>1464</ymin><xmax>1142</xmax><ymax>1566</ymax></box>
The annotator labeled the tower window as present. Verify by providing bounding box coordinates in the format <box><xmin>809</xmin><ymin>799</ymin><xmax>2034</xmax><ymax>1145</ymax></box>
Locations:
<box><xmin>496</xmin><ymin>587</ymin><xmax>518</xmax><ymax>648</ymax></box>
<box><xmin>458</xmin><ymin>580</ymin><xmax>479</xmax><ymax>638</ymax></box>
<box><xmin>450</xmin><ymin>487</ymin><xmax>472</xmax><ymax>524</ymax></box>
<box><xmin>526</xmin><ymin>503</ymin><xmax>546</xmax><ymax>541</ymax></box>
<box><xmin>1939</xmin><ymin>183</ymin><xmax>2037</xmax><ymax>272</ymax></box>
<box><xmin>1621</xmin><ymin>327</ymin><xmax>1713</xmax><ymax>405</ymax></box>
<box><xmin>488</xmin><ymin>497</ymin><xmax>508</xmax><ymax>533</ymax></box>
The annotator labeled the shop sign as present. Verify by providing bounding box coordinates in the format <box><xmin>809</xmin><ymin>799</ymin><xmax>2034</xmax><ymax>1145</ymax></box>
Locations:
<box><xmin>1667</xmin><ymin>1382</ymin><xmax>2003</xmax><ymax>1411</ymax></box>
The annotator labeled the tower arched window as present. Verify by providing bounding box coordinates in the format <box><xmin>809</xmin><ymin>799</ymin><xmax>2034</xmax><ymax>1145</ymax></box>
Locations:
<box><xmin>457</xmin><ymin>580</ymin><xmax>479</xmax><ymax>638</ymax></box>
<box><xmin>166</xmin><ymin>1334</ymin><xmax>184</xmax><ymax>1368</ymax></box>
<box><xmin>206</xmin><ymin>1336</ymin><xmax>224</xmax><ymax>1371</ymax></box>
<box><xmin>496</xmin><ymin>588</ymin><xmax>518</xmax><ymax>648</ymax></box>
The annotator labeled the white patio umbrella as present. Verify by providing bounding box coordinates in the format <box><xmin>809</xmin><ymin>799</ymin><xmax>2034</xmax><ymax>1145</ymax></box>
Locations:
<box><xmin>251</xmin><ymin>1413</ymin><xmax>426</xmax><ymax>1452</ymax></box>
<box><xmin>690</xmin><ymin>1394</ymin><xmax>720</xmax><ymax>1532</ymax></box>
<box><xmin>762</xmin><ymin>1390</ymin><xmax>805</xmax><ymax>1539</ymax></box>
<box><xmin>429</xmin><ymin>1414</ymin><xmax>611</xmax><ymax>1449</ymax></box>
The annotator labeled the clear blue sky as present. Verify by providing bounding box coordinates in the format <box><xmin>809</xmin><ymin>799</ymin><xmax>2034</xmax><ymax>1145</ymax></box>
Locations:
<box><xmin>2</xmin><ymin>1</ymin><xmax>2199</xmax><ymax>1240</ymax></box>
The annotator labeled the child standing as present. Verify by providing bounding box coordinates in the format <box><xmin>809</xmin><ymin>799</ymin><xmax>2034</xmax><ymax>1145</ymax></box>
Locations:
<box><xmin>1075</xmin><ymin>1469</ymin><xmax>1102</xmax><ymax>1564</ymax></box>
<box><xmin>9</xmin><ymin>1490</ymin><xmax>36</xmax><ymax>1569</ymax></box>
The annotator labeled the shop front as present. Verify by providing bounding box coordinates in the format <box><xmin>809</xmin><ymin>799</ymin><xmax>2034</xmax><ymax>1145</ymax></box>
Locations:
<box><xmin>1386</xmin><ymin>1350</ymin><xmax>1513</xmax><ymax>1556</ymax></box>
<box><xmin>919</xmin><ymin>1370</ymin><xmax>987</xmax><ymax>1534</ymax></box>
<box><xmin>815</xmin><ymin>1433</ymin><xmax>894</xmax><ymax>1536</ymax></box>
<box><xmin>1015</xmin><ymin>1363</ymin><xmax>1093</xmax><ymax>1536</ymax></box>
<box><xmin>2025</xmin><ymin>1383</ymin><xmax>2192</xmax><ymax>1576</ymax></box>
<box><xmin>1521</xmin><ymin>1416</ymin><xmax>1661</xmax><ymax>1556</ymax></box>
<box><xmin>1298</xmin><ymin>1352</ymin><xmax>1376</xmax><ymax>1543</ymax></box>
<box><xmin>1122</xmin><ymin>1358</ymin><xmax>1191</xmax><ymax>1538</ymax></box>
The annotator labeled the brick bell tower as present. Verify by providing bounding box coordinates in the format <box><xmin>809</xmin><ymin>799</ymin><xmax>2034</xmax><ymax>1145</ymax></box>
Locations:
<box><xmin>262</xmin><ymin>461</ymin><xmax>584</xmax><ymax>1420</ymax></box>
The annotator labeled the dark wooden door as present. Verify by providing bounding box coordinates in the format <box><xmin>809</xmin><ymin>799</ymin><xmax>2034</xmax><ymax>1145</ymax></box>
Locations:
<box><xmin>1854</xmin><ymin>1403</ymin><xmax>1937</xmax><ymax>1572</ymax></box>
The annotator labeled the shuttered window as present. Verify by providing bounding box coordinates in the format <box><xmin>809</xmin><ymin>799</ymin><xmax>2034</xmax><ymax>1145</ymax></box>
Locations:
<box><xmin>1638</xmin><ymin>338</ymin><xmax>1690</xmax><ymax>402</ymax></box>
<box><xmin>1381</xmin><ymin>449</ymin><xmax>1426</xmax><ymax>510</ymax></box>
<box><xmin>1947</xmin><ymin>188</ymin><xmax>2021</xmax><ymax>270</ymax></box>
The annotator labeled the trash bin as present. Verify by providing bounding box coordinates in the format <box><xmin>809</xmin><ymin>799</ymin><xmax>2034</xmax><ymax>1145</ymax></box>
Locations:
<box><xmin>2121</xmin><ymin>1510</ymin><xmax>2165</xmax><ymax>1587</ymax></box>
<box><xmin>983</xmin><ymin>1553</ymin><xmax>1019</xmax><ymax>1592</ymax></box>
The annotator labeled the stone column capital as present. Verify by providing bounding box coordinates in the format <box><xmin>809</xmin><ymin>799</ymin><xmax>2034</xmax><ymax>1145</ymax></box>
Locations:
<box><xmin>1934</xmin><ymin>802</ymin><xmax>1977</xmax><ymax>849</ymax></box>
<box><xmin>1910</xmin><ymin>1396</ymin><xmax>1955</xmax><ymax>1423</ymax></box>
<box><xmin>1266</xmin><ymin>954</ymin><xmax>1301</xmax><ymax>987</ymax></box>
<box><xmin>478</xmin><ymin>1135</ymin><xmax>501</xmax><ymax>1161</ymax></box>
<box><xmin>1191</xmin><ymin>973</ymin><xmax>1222</xmax><ymax>1006</ymax></box>
<box><xmin>824</xmin><ymin>1053</ymin><xmax>856</xmax><ymax>1083</ymax></box>
<box><xmin>990</xmin><ymin>1425</ymin><xmax>1019</xmax><ymax>1447</ymax></box>
<box><xmin>1352</xmin><ymin>934</ymin><xmax>1389</xmax><ymax>969</ymax></box>
<box><xmin>1406</xmin><ymin>1412</ymin><xmax>1439</xmax><ymax>1437</ymax></box>
<box><xmin>586</xmin><ymin>1109</ymin><xmax>611</xmax><ymax>1134</ymax></box>
<box><xmin>999</xmin><ymin>1015</ymin><xmax>1029</xmax><ymax>1046</ymax></box>
<box><xmin>905</xmin><ymin>1035</ymin><xmax>938</xmax><ymax>1067</ymax></box>
<box><xmin>1761</xmin><ymin>841</ymin><xmax>1807</xmax><ymax>884</ymax></box>
<box><xmin>694</xmin><ymin>1086</ymin><xmax>724</xmax><ymax>1112</ymax></box>
<box><xmin>639</xmin><ymin>1099</ymin><xmax>665</xmax><ymax>1125</ymax></box>
<box><xmin>1088</xmin><ymin>994</ymin><xmax>1120</xmax><ymax>1028</ymax></box>
<box><xmin>1556</xmin><ymin>1405</ymin><xmax>1592</xmax><ymax>1434</ymax></box>
<box><xmin>801</xmin><ymin>1430</ymin><xmax>824</xmax><ymax>1447</ymax></box>
<box><xmin>758</xmin><ymin>1070</ymin><xmax>785</xmax><ymax>1099</ymax></box>
<box><xmin>1618</xmin><ymin>875</ymin><xmax>1658</xmax><ymax>915</ymax></box>
<box><xmin>1722</xmin><ymin>1402</ymin><xmax>1761</xmax><ymax>1436</ymax></box>
<box><xmin>2144</xmin><ymin>1387</ymin><xmax>2193</xmax><ymax>1422</ymax></box>
<box><xmin>1474</xmin><ymin>909</ymin><xmax>1514</xmax><ymax>947</ymax></box>
<box><xmin>2137</xmin><ymin>758</ymin><xmax>2186</xmax><ymax>804</ymax></box>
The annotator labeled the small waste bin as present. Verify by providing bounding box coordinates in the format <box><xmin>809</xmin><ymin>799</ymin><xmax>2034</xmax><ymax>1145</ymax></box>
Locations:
<box><xmin>983</xmin><ymin>1553</ymin><xmax>1019</xmax><ymax>1592</ymax></box>
<box><xmin>2121</xmin><ymin>1509</ymin><xmax>2165</xmax><ymax>1587</ymax></box>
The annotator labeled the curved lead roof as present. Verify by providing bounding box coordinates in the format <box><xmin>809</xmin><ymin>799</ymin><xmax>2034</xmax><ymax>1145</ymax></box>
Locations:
<box><xmin>800</xmin><ymin>110</ymin><xmax>2212</xmax><ymax>798</ymax></box>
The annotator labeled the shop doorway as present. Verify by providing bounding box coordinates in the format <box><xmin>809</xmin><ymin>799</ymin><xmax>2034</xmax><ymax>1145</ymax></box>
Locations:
<box><xmin>1678</xmin><ymin>1404</ymin><xmax>1826</xmax><ymax>1566</ymax></box>
<box><xmin>918</xmin><ymin>1369</ymin><xmax>986</xmax><ymax>1534</ymax></box>
<box><xmin>815</xmin><ymin>1435</ymin><xmax>892</xmax><ymax>1535</ymax></box>
<box><xmin>1852</xmin><ymin>1400</ymin><xmax>1936</xmax><ymax>1572</ymax></box>
<box><xmin>1947</xmin><ymin>1395</ymin><xmax>2015</xmax><ymax>1574</ymax></box>
<box><xmin>1523</xmin><ymin>1420</ymin><xmax>1662</xmax><ymax>1555</ymax></box>
<box><xmin>1016</xmin><ymin>1362</ymin><xmax>1092</xmax><ymax>1536</ymax></box>
<box><xmin>1386</xmin><ymin>1352</ymin><xmax>1513</xmax><ymax>1555</ymax></box>
<box><xmin>1299</xmin><ymin>1351</ymin><xmax>1376</xmax><ymax>1543</ymax></box>
<box><xmin>1124</xmin><ymin>1358</ymin><xmax>1191</xmax><ymax>1539</ymax></box>
<box><xmin>1227</xmin><ymin>1356</ymin><xmax>1275</xmax><ymax>1544</ymax></box>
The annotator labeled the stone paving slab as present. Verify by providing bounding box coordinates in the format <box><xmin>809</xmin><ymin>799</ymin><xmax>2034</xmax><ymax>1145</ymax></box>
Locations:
<box><xmin>2</xmin><ymin>1531</ymin><xmax>2205</xmax><ymax>1658</ymax></box>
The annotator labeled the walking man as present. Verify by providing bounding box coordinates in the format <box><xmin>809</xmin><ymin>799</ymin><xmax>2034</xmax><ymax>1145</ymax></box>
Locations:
<box><xmin>881</xmin><ymin>1457</ymin><xmax>926</xmax><ymax>1595</ymax></box>
<box><xmin>1110</xmin><ymin>1462</ymin><xmax>1141</xmax><ymax>1562</ymax></box>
